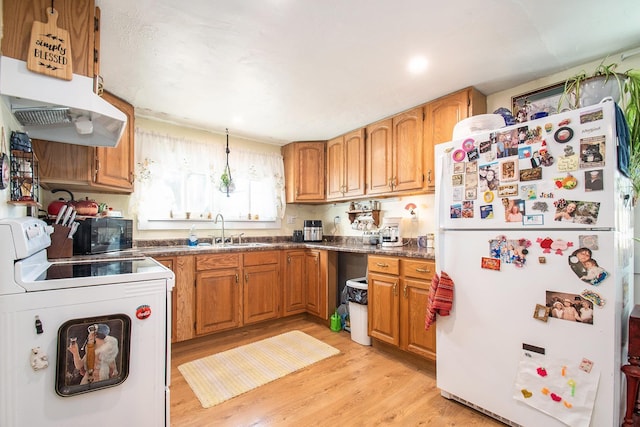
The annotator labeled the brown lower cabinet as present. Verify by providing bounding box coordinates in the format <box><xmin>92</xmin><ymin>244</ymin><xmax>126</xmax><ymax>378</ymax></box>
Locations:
<box><xmin>282</xmin><ymin>249</ymin><xmax>337</xmax><ymax>321</ymax></box>
<box><xmin>282</xmin><ymin>250</ymin><xmax>308</xmax><ymax>315</ymax></box>
<box><xmin>306</xmin><ymin>250</ymin><xmax>337</xmax><ymax>320</ymax></box>
<box><xmin>161</xmin><ymin>249</ymin><xmax>336</xmax><ymax>342</ymax></box>
<box><xmin>159</xmin><ymin>249</ymin><xmax>434</xmax><ymax>361</ymax></box>
<box><xmin>368</xmin><ymin>255</ymin><xmax>436</xmax><ymax>361</ymax></box>
<box><xmin>153</xmin><ymin>255</ymin><xmax>195</xmax><ymax>343</ymax></box>
<box><xmin>243</xmin><ymin>251</ymin><xmax>281</xmax><ymax>324</ymax></box>
<box><xmin>195</xmin><ymin>253</ymin><xmax>243</xmax><ymax>335</ymax></box>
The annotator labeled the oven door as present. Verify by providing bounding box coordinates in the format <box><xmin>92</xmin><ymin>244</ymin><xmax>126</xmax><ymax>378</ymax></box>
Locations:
<box><xmin>0</xmin><ymin>278</ymin><xmax>169</xmax><ymax>427</ymax></box>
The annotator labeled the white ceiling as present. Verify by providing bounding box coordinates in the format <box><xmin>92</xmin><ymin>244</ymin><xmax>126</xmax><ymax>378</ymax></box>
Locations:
<box><xmin>96</xmin><ymin>0</ymin><xmax>640</xmax><ymax>146</ymax></box>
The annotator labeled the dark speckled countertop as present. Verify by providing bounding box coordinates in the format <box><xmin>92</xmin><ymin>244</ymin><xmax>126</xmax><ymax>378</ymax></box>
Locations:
<box><xmin>131</xmin><ymin>237</ymin><xmax>435</xmax><ymax>260</ymax></box>
<box><xmin>64</xmin><ymin>237</ymin><xmax>436</xmax><ymax>261</ymax></box>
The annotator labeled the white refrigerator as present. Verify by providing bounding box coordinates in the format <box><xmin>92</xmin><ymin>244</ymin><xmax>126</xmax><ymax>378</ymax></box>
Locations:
<box><xmin>434</xmin><ymin>100</ymin><xmax>634</xmax><ymax>427</ymax></box>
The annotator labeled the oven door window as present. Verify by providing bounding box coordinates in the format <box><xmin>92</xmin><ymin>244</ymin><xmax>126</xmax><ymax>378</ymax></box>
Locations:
<box><xmin>56</xmin><ymin>314</ymin><xmax>131</xmax><ymax>397</ymax></box>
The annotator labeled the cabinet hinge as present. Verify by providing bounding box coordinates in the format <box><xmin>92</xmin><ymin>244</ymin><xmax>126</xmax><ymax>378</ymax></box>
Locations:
<box><xmin>93</xmin><ymin>159</ymin><xmax>100</xmax><ymax>182</ymax></box>
<box><xmin>94</xmin><ymin>16</ymin><xmax>100</xmax><ymax>32</ymax></box>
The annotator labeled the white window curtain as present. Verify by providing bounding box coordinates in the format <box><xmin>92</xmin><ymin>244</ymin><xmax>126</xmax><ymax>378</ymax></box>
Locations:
<box><xmin>130</xmin><ymin>129</ymin><xmax>286</xmax><ymax>223</ymax></box>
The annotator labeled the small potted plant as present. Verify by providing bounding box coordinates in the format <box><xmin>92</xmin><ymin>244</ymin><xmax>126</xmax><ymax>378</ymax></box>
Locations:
<box><xmin>219</xmin><ymin>166</ymin><xmax>235</xmax><ymax>195</ymax></box>
<box><xmin>559</xmin><ymin>58</ymin><xmax>640</xmax><ymax>202</ymax></box>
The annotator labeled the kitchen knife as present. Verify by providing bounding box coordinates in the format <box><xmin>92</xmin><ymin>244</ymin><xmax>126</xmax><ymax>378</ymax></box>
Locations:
<box><xmin>67</xmin><ymin>222</ymin><xmax>79</xmax><ymax>239</ymax></box>
<box><xmin>55</xmin><ymin>204</ymin><xmax>67</xmax><ymax>224</ymax></box>
<box><xmin>60</xmin><ymin>205</ymin><xmax>73</xmax><ymax>227</ymax></box>
<box><xmin>67</xmin><ymin>210</ymin><xmax>77</xmax><ymax>226</ymax></box>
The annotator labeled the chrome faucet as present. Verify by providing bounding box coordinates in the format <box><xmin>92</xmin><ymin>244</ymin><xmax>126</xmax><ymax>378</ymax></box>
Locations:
<box><xmin>227</xmin><ymin>232</ymin><xmax>245</xmax><ymax>245</ymax></box>
<box><xmin>214</xmin><ymin>213</ymin><xmax>225</xmax><ymax>245</ymax></box>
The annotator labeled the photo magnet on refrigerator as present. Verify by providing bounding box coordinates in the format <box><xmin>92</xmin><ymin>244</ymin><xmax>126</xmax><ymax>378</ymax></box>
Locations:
<box><xmin>568</xmin><ymin>247</ymin><xmax>609</xmax><ymax>286</ymax></box>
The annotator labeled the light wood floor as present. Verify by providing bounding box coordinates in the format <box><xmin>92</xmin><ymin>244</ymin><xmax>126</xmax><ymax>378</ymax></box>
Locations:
<box><xmin>170</xmin><ymin>315</ymin><xmax>504</xmax><ymax>426</ymax></box>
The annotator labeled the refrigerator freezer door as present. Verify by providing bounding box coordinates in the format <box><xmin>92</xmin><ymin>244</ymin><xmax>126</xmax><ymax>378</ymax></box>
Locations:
<box><xmin>434</xmin><ymin>102</ymin><xmax>629</xmax><ymax>231</ymax></box>
<box><xmin>435</xmin><ymin>229</ymin><xmax>631</xmax><ymax>427</ymax></box>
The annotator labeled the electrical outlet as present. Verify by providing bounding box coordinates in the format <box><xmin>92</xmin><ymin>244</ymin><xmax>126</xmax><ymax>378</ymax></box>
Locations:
<box><xmin>334</xmin><ymin>215</ymin><xmax>340</xmax><ymax>222</ymax></box>
<box><xmin>286</xmin><ymin>215</ymin><xmax>296</xmax><ymax>224</ymax></box>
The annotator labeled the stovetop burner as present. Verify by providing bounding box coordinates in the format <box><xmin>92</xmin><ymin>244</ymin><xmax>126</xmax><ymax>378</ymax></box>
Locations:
<box><xmin>41</xmin><ymin>258</ymin><xmax>157</xmax><ymax>281</ymax></box>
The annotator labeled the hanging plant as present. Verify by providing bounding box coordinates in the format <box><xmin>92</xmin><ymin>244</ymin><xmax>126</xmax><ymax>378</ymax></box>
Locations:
<box><xmin>219</xmin><ymin>164</ymin><xmax>235</xmax><ymax>195</ymax></box>
<box><xmin>219</xmin><ymin>128</ymin><xmax>234</xmax><ymax>197</ymax></box>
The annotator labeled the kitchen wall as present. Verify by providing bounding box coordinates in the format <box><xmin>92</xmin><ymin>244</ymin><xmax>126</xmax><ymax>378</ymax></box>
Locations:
<box><xmin>284</xmin><ymin>195</ymin><xmax>435</xmax><ymax>241</ymax></box>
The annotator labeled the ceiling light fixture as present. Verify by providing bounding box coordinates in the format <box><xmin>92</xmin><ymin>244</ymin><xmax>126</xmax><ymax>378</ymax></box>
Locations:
<box><xmin>408</xmin><ymin>55</ymin><xmax>428</xmax><ymax>74</ymax></box>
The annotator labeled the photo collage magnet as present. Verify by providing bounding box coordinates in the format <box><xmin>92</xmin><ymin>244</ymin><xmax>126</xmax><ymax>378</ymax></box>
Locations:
<box><xmin>447</xmin><ymin>106</ymin><xmax>607</xmax><ymax>226</ymax></box>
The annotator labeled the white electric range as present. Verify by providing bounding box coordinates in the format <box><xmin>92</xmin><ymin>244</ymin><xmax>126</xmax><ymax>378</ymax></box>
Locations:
<box><xmin>0</xmin><ymin>217</ymin><xmax>174</xmax><ymax>427</ymax></box>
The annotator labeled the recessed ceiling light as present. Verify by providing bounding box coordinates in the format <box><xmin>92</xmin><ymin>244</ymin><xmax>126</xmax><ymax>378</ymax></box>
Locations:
<box><xmin>408</xmin><ymin>55</ymin><xmax>428</xmax><ymax>74</ymax></box>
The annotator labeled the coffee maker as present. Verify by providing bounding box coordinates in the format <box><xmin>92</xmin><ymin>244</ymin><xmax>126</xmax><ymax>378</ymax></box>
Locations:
<box><xmin>380</xmin><ymin>217</ymin><xmax>403</xmax><ymax>248</ymax></box>
<box><xmin>303</xmin><ymin>220</ymin><xmax>323</xmax><ymax>242</ymax></box>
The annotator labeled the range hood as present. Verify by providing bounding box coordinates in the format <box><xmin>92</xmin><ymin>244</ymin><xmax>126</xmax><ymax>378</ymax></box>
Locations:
<box><xmin>0</xmin><ymin>56</ymin><xmax>126</xmax><ymax>147</ymax></box>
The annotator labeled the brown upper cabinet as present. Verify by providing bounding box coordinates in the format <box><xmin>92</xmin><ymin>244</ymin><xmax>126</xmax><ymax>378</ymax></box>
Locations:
<box><xmin>366</xmin><ymin>107</ymin><xmax>424</xmax><ymax>196</ymax></box>
<box><xmin>326</xmin><ymin>128</ymin><xmax>366</xmax><ymax>201</ymax></box>
<box><xmin>423</xmin><ymin>87</ymin><xmax>486</xmax><ymax>189</ymax></box>
<box><xmin>2</xmin><ymin>0</ymin><xmax>99</xmax><ymax>79</ymax></box>
<box><xmin>282</xmin><ymin>141</ymin><xmax>326</xmax><ymax>203</ymax></box>
<box><xmin>32</xmin><ymin>91</ymin><xmax>135</xmax><ymax>193</ymax></box>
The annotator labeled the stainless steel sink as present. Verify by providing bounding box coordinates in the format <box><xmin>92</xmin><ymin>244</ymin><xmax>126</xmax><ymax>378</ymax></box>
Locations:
<box><xmin>222</xmin><ymin>242</ymin><xmax>270</xmax><ymax>248</ymax></box>
<box><xmin>194</xmin><ymin>242</ymin><xmax>271</xmax><ymax>249</ymax></box>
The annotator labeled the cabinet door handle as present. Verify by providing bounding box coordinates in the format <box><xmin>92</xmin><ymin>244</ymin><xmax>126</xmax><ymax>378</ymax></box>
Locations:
<box><xmin>235</xmin><ymin>274</ymin><xmax>239</xmax><ymax>283</ymax></box>
<box><xmin>245</xmin><ymin>273</ymin><xmax>249</xmax><ymax>283</ymax></box>
<box><xmin>376</xmin><ymin>262</ymin><xmax>389</xmax><ymax>268</ymax></box>
<box><xmin>403</xmin><ymin>284</ymin><xmax>408</xmax><ymax>298</ymax></box>
<box><xmin>393</xmin><ymin>281</ymin><xmax>398</xmax><ymax>296</ymax></box>
<box><xmin>287</xmin><ymin>255</ymin><xmax>291</xmax><ymax>263</ymax></box>
<box><xmin>415</xmin><ymin>268</ymin><xmax>431</xmax><ymax>273</ymax></box>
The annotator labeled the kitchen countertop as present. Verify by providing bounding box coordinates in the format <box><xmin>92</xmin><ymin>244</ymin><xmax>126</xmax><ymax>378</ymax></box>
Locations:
<box><xmin>136</xmin><ymin>240</ymin><xmax>435</xmax><ymax>260</ymax></box>
<box><xmin>64</xmin><ymin>238</ymin><xmax>436</xmax><ymax>261</ymax></box>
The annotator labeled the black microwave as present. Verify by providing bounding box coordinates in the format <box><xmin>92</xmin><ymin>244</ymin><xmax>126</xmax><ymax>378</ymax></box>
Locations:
<box><xmin>73</xmin><ymin>218</ymin><xmax>133</xmax><ymax>255</ymax></box>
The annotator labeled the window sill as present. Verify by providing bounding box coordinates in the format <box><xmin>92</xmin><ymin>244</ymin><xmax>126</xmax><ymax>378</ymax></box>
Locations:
<box><xmin>137</xmin><ymin>218</ymin><xmax>282</xmax><ymax>231</ymax></box>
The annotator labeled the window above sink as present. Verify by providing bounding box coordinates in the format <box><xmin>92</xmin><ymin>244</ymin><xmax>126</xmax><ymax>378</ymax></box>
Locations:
<box><xmin>131</xmin><ymin>130</ymin><xmax>285</xmax><ymax>230</ymax></box>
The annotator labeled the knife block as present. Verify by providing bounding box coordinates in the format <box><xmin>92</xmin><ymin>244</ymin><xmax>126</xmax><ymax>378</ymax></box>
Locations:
<box><xmin>47</xmin><ymin>224</ymin><xmax>73</xmax><ymax>259</ymax></box>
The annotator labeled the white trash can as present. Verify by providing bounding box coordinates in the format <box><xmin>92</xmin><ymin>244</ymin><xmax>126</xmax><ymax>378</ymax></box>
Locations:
<box><xmin>346</xmin><ymin>277</ymin><xmax>371</xmax><ymax>346</ymax></box>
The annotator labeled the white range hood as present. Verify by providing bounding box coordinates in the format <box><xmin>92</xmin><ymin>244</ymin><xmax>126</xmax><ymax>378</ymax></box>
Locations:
<box><xmin>0</xmin><ymin>56</ymin><xmax>126</xmax><ymax>147</ymax></box>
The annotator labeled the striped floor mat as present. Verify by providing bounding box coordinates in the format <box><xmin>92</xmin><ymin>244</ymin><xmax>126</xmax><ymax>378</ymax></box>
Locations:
<box><xmin>178</xmin><ymin>330</ymin><xmax>340</xmax><ymax>408</ymax></box>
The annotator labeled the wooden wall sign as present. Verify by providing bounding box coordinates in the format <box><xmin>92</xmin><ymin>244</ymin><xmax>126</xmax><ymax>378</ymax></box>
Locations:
<box><xmin>27</xmin><ymin>8</ymin><xmax>73</xmax><ymax>80</ymax></box>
